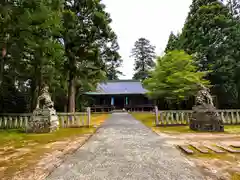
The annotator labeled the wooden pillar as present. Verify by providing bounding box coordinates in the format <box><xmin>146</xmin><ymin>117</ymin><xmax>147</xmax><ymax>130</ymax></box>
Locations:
<box><xmin>125</xmin><ymin>96</ymin><xmax>128</xmax><ymax>105</ymax></box>
<box><xmin>111</xmin><ymin>97</ymin><xmax>114</xmax><ymax>106</ymax></box>
<box><xmin>155</xmin><ymin>106</ymin><xmax>159</xmax><ymax>126</ymax></box>
<box><xmin>87</xmin><ymin>107</ymin><xmax>91</xmax><ymax>127</ymax></box>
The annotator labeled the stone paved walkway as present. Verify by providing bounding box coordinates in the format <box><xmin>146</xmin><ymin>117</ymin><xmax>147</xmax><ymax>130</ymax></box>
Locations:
<box><xmin>47</xmin><ymin>113</ymin><xmax>205</xmax><ymax>180</ymax></box>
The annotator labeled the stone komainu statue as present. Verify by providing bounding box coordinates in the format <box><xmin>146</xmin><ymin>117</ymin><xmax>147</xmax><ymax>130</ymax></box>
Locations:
<box><xmin>27</xmin><ymin>85</ymin><xmax>59</xmax><ymax>133</ymax></box>
<box><xmin>195</xmin><ymin>83</ymin><xmax>214</xmax><ymax>106</ymax></box>
<box><xmin>189</xmin><ymin>83</ymin><xmax>224</xmax><ymax>132</ymax></box>
<box><xmin>36</xmin><ymin>85</ymin><xmax>54</xmax><ymax>110</ymax></box>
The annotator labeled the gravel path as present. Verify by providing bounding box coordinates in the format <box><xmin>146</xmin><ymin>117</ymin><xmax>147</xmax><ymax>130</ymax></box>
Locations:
<box><xmin>47</xmin><ymin>113</ymin><xmax>205</xmax><ymax>180</ymax></box>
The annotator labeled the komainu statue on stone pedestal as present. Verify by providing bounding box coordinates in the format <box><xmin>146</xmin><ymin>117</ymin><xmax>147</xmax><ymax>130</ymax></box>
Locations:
<box><xmin>195</xmin><ymin>84</ymin><xmax>214</xmax><ymax>106</ymax></box>
<box><xmin>34</xmin><ymin>85</ymin><xmax>56</xmax><ymax>115</ymax></box>
<box><xmin>27</xmin><ymin>85</ymin><xmax>59</xmax><ymax>133</ymax></box>
<box><xmin>189</xmin><ymin>83</ymin><xmax>224</xmax><ymax>132</ymax></box>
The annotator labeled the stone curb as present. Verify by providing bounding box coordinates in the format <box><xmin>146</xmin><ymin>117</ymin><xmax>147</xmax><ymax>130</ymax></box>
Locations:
<box><xmin>45</xmin><ymin>125</ymin><xmax>103</xmax><ymax>179</ymax></box>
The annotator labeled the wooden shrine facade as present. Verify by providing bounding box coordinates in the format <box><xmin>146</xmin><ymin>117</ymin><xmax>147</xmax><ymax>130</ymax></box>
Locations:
<box><xmin>85</xmin><ymin>80</ymin><xmax>154</xmax><ymax>112</ymax></box>
<box><xmin>89</xmin><ymin>94</ymin><xmax>154</xmax><ymax>112</ymax></box>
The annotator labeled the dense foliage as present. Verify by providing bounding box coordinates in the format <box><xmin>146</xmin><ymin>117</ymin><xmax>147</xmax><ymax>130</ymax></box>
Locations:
<box><xmin>163</xmin><ymin>0</ymin><xmax>240</xmax><ymax>108</ymax></box>
<box><xmin>0</xmin><ymin>0</ymin><xmax>122</xmax><ymax>113</ymax></box>
<box><xmin>131</xmin><ymin>38</ymin><xmax>156</xmax><ymax>80</ymax></box>
<box><xmin>1</xmin><ymin>0</ymin><xmax>240</xmax><ymax>112</ymax></box>
<box><xmin>143</xmin><ymin>50</ymin><xmax>209</xmax><ymax>102</ymax></box>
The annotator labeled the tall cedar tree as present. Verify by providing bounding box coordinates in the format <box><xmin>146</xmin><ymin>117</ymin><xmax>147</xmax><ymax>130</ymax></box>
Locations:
<box><xmin>0</xmin><ymin>0</ymin><xmax>64</xmax><ymax>111</ymax></box>
<box><xmin>131</xmin><ymin>38</ymin><xmax>156</xmax><ymax>80</ymax></box>
<box><xmin>104</xmin><ymin>35</ymin><xmax>123</xmax><ymax>80</ymax></box>
<box><xmin>0</xmin><ymin>0</ymin><xmax>13</xmax><ymax>86</ymax></box>
<box><xmin>164</xmin><ymin>32</ymin><xmax>181</xmax><ymax>53</ymax></box>
<box><xmin>179</xmin><ymin>0</ymin><xmax>240</xmax><ymax>108</ymax></box>
<box><xmin>106</xmin><ymin>56</ymin><xmax>123</xmax><ymax>80</ymax></box>
<box><xmin>63</xmin><ymin>0</ymin><xmax>119</xmax><ymax>112</ymax></box>
<box><xmin>224</xmin><ymin>0</ymin><xmax>240</xmax><ymax>17</ymax></box>
<box><xmin>225</xmin><ymin>0</ymin><xmax>240</xmax><ymax>106</ymax></box>
<box><xmin>0</xmin><ymin>0</ymin><xmax>121</xmax><ymax>113</ymax></box>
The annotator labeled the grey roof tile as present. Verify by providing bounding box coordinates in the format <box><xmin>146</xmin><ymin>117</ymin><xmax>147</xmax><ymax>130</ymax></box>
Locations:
<box><xmin>85</xmin><ymin>80</ymin><xmax>147</xmax><ymax>95</ymax></box>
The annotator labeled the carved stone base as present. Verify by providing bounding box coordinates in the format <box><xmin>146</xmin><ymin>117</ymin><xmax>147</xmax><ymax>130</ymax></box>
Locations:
<box><xmin>189</xmin><ymin>105</ymin><xmax>224</xmax><ymax>132</ymax></box>
<box><xmin>27</xmin><ymin>108</ymin><xmax>59</xmax><ymax>133</ymax></box>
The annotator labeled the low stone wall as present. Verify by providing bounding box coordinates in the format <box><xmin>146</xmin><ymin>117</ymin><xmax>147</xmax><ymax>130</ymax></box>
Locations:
<box><xmin>0</xmin><ymin>109</ymin><xmax>91</xmax><ymax>129</ymax></box>
<box><xmin>155</xmin><ymin>109</ymin><xmax>240</xmax><ymax>126</ymax></box>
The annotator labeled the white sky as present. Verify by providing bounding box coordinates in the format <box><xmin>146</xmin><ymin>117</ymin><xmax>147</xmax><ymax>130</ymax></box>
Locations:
<box><xmin>102</xmin><ymin>0</ymin><xmax>193</xmax><ymax>79</ymax></box>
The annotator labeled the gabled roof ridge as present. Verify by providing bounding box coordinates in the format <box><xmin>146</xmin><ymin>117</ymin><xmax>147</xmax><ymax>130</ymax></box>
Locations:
<box><xmin>102</xmin><ymin>79</ymin><xmax>141</xmax><ymax>83</ymax></box>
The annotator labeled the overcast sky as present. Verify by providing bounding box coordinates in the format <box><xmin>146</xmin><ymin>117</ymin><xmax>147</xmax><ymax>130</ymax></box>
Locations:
<box><xmin>102</xmin><ymin>0</ymin><xmax>193</xmax><ymax>79</ymax></box>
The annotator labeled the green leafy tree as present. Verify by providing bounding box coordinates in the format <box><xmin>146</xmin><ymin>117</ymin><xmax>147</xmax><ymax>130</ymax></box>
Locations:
<box><xmin>131</xmin><ymin>37</ymin><xmax>156</xmax><ymax>80</ymax></box>
<box><xmin>143</xmin><ymin>50</ymin><xmax>209</xmax><ymax>102</ymax></box>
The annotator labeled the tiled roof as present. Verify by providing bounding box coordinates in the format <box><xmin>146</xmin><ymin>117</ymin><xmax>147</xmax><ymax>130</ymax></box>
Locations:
<box><xmin>85</xmin><ymin>80</ymin><xmax>147</xmax><ymax>95</ymax></box>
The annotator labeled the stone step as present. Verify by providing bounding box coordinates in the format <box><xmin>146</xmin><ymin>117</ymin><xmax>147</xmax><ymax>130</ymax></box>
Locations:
<box><xmin>216</xmin><ymin>144</ymin><xmax>240</xmax><ymax>153</ymax></box>
<box><xmin>177</xmin><ymin>145</ymin><xmax>194</xmax><ymax>154</ymax></box>
<box><xmin>189</xmin><ymin>144</ymin><xmax>209</xmax><ymax>154</ymax></box>
<box><xmin>204</xmin><ymin>145</ymin><xmax>226</xmax><ymax>153</ymax></box>
<box><xmin>230</xmin><ymin>144</ymin><xmax>240</xmax><ymax>148</ymax></box>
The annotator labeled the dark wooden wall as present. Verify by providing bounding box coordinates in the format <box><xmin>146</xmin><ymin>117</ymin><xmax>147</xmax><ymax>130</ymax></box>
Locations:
<box><xmin>87</xmin><ymin>94</ymin><xmax>218</xmax><ymax>112</ymax></box>
<box><xmin>88</xmin><ymin>94</ymin><xmax>154</xmax><ymax>112</ymax></box>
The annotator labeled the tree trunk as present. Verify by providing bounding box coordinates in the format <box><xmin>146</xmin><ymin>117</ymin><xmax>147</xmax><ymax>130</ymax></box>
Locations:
<box><xmin>30</xmin><ymin>79</ymin><xmax>39</xmax><ymax>111</ymax></box>
<box><xmin>0</xmin><ymin>47</ymin><xmax>6</xmax><ymax>86</ymax></box>
<box><xmin>68</xmin><ymin>72</ymin><xmax>75</xmax><ymax>113</ymax></box>
<box><xmin>63</xmin><ymin>93</ymin><xmax>68</xmax><ymax>112</ymax></box>
<box><xmin>64</xmin><ymin>103</ymin><xmax>68</xmax><ymax>112</ymax></box>
<box><xmin>0</xmin><ymin>57</ymin><xmax>3</xmax><ymax>86</ymax></box>
<box><xmin>237</xmin><ymin>82</ymin><xmax>240</xmax><ymax>109</ymax></box>
<box><xmin>30</xmin><ymin>68</ymin><xmax>43</xmax><ymax>111</ymax></box>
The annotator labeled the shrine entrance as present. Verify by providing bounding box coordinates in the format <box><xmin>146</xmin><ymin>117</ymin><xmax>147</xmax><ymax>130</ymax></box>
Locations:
<box><xmin>113</xmin><ymin>96</ymin><xmax>125</xmax><ymax>109</ymax></box>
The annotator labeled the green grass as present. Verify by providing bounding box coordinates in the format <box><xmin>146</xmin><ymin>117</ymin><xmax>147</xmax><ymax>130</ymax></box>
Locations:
<box><xmin>232</xmin><ymin>173</ymin><xmax>240</xmax><ymax>180</ymax></box>
<box><xmin>190</xmin><ymin>151</ymin><xmax>234</xmax><ymax>161</ymax></box>
<box><xmin>131</xmin><ymin>112</ymin><xmax>155</xmax><ymax>127</ymax></box>
<box><xmin>131</xmin><ymin>112</ymin><xmax>240</xmax><ymax>134</ymax></box>
<box><xmin>0</xmin><ymin>128</ymin><xmax>95</xmax><ymax>148</ymax></box>
<box><xmin>0</xmin><ymin>113</ymin><xmax>109</xmax><ymax>148</ymax></box>
<box><xmin>0</xmin><ymin>127</ymin><xmax>98</xmax><ymax>179</ymax></box>
<box><xmin>224</xmin><ymin>126</ymin><xmax>240</xmax><ymax>133</ymax></box>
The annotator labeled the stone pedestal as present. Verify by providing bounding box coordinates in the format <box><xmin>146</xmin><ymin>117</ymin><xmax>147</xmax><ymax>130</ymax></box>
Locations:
<box><xmin>189</xmin><ymin>104</ymin><xmax>224</xmax><ymax>132</ymax></box>
<box><xmin>27</xmin><ymin>108</ymin><xmax>59</xmax><ymax>133</ymax></box>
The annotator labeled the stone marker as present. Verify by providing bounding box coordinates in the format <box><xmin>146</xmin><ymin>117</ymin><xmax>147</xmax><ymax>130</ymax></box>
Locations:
<box><xmin>27</xmin><ymin>85</ymin><xmax>59</xmax><ymax>133</ymax></box>
<box><xmin>189</xmin><ymin>83</ymin><xmax>224</xmax><ymax>132</ymax></box>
